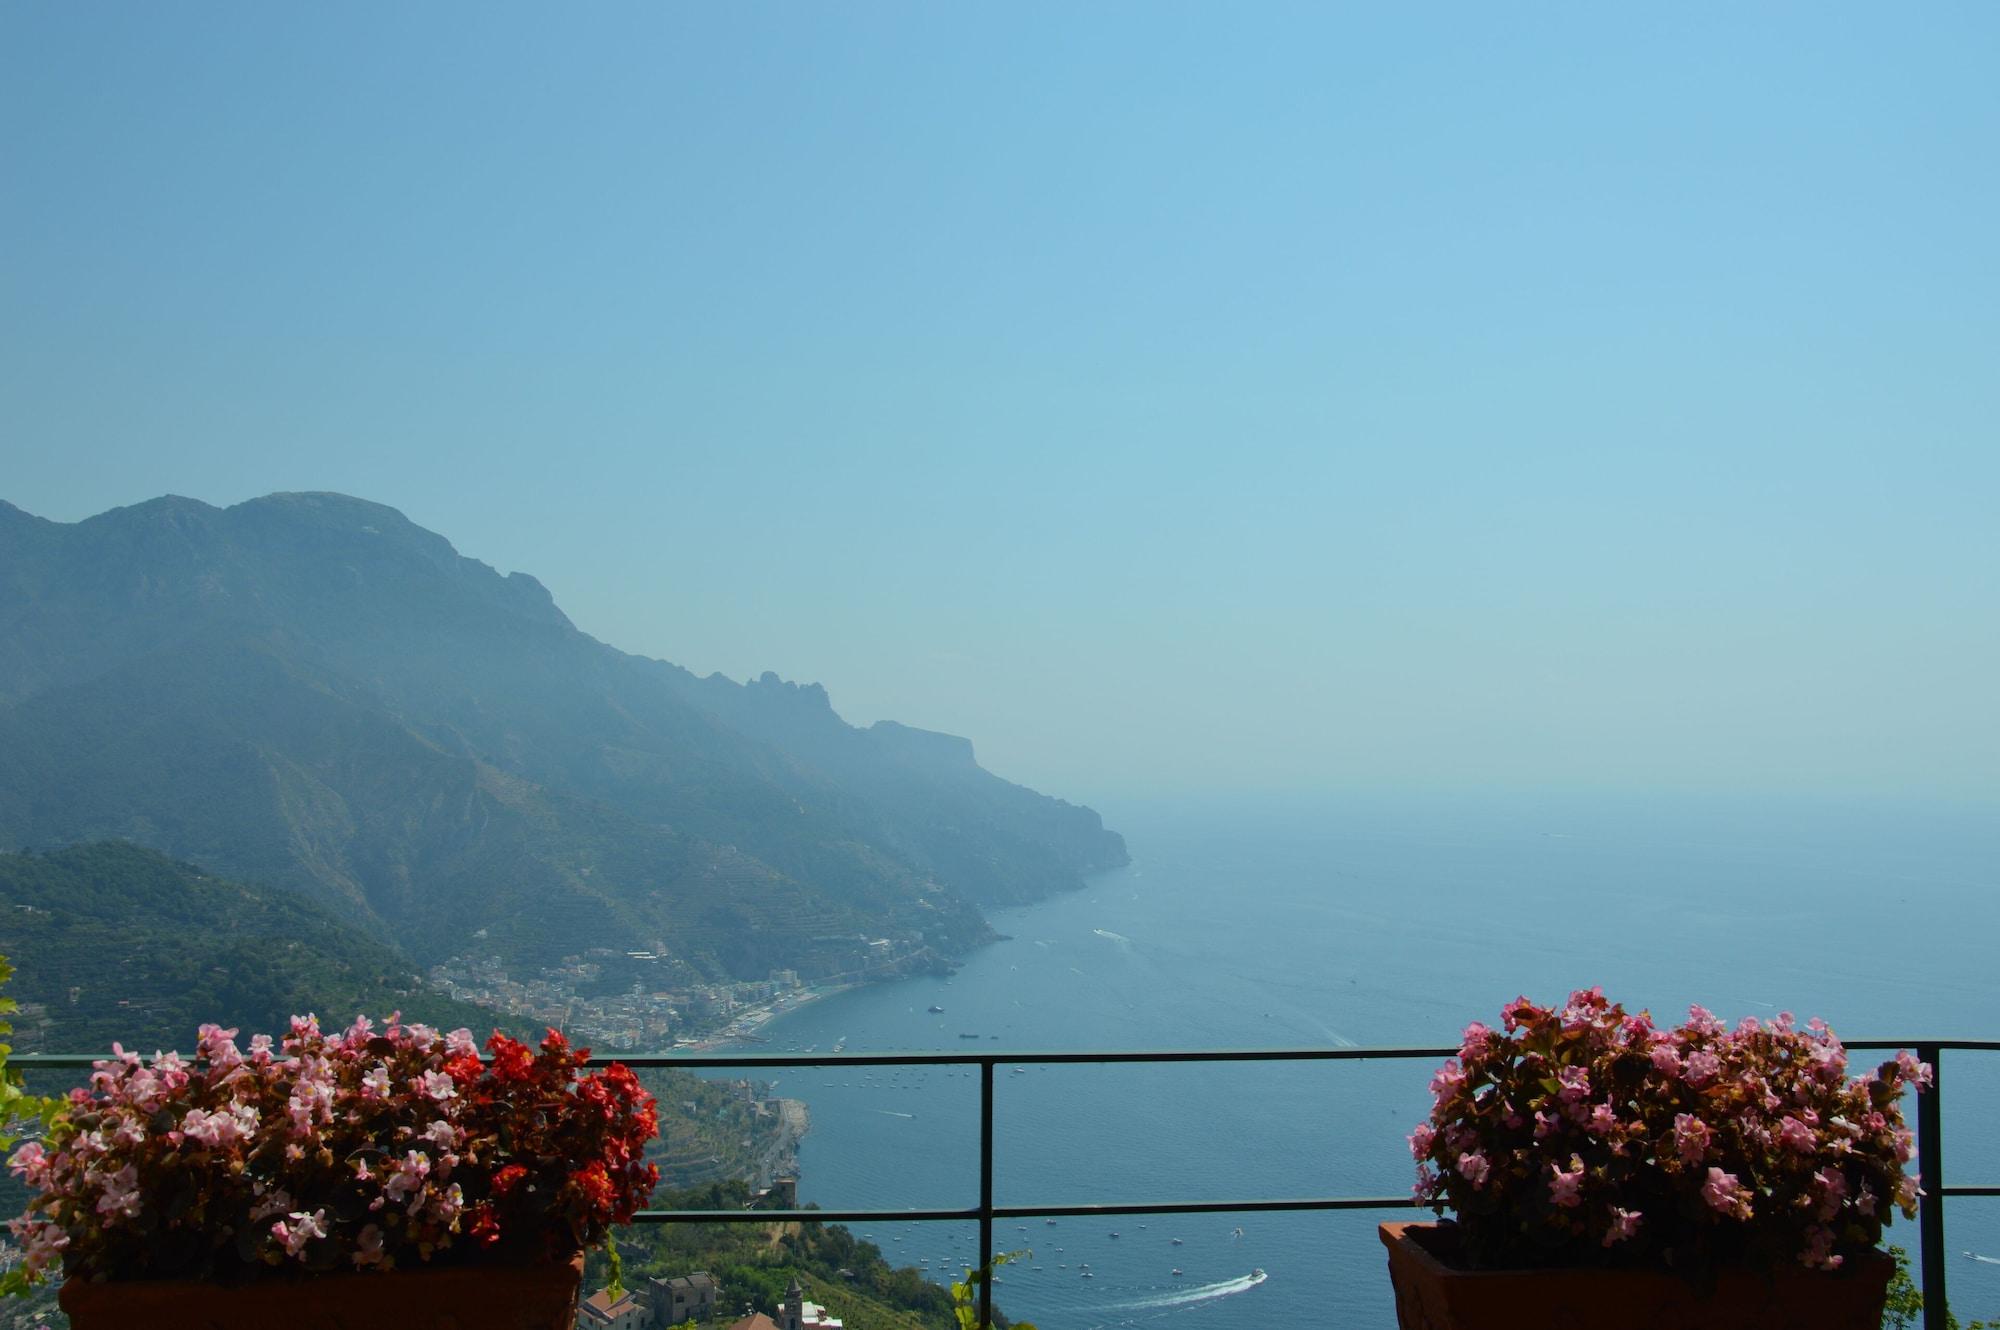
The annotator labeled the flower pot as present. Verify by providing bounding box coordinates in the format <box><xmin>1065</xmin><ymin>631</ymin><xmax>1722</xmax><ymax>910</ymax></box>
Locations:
<box><xmin>58</xmin><ymin>1253</ymin><xmax>584</xmax><ymax>1330</ymax></box>
<box><xmin>1380</xmin><ymin>1222</ymin><xmax>1893</xmax><ymax>1330</ymax></box>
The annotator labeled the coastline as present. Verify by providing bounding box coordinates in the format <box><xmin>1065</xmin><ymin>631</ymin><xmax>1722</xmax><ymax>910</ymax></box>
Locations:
<box><xmin>680</xmin><ymin>981</ymin><xmax>862</xmax><ymax>1051</ymax></box>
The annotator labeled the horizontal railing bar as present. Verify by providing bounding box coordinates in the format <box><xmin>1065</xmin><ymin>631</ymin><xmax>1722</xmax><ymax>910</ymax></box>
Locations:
<box><xmin>992</xmin><ymin>1197</ymin><xmax>1425</xmax><ymax>1218</ymax></box>
<box><xmin>633</xmin><ymin>1208</ymin><xmax>983</xmax><ymax>1224</ymax></box>
<box><xmin>18</xmin><ymin>1038</ymin><xmax>1998</xmax><ymax>1072</ymax></box>
<box><xmin>1940</xmin><ymin>1186</ymin><xmax>2000</xmax><ymax>1198</ymax></box>
<box><xmin>627</xmin><ymin>1197</ymin><xmax>1424</xmax><ymax>1224</ymax></box>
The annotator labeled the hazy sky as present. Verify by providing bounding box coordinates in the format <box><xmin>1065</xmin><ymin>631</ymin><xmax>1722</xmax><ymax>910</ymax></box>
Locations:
<box><xmin>4</xmin><ymin>5</ymin><xmax>1995</xmax><ymax>807</ymax></box>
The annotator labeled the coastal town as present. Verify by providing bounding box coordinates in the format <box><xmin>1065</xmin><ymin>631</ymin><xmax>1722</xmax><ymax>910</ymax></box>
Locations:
<box><xmin>581</xmin><ymin>1272</ymin><xmax>851</xmax><ymax>1330</ymax></box>
<box><xmin>424</xmin><ymin>942</ymin><xmax>939</xmax><ymax>1050</ymax></box>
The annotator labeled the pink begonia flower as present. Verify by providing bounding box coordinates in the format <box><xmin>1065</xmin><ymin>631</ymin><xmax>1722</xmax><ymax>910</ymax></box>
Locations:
<box><xmin>1588</xmin><ymin>1102</ymin><xmax>1617</xmax><ymax>1135</ymax></box>
<box><xmin>429</xmin><ymin>1182</ymin><xmax>465</xmax><ymax>1223</ymax></box>
<box><xmin>1685</xmin><ymin>1005</ymin><xmax>1726</xmax><ymax>1037</ymax></box>
<box><xmin>250</xmin><ymin>1187</ymin><xmax>297</xmax><ymax>1222</ymax></box>
<box><xmin>1894</xmin><ymin>1175</ymin><xmax>1922</xmax><ymax>1213</ymax></box>
<box><xmin>352</xmin><ymin>1224</ymin><xmax>387</xmax><ymax>1268</ymax></box>
<box><xmin>1801</xmin><ymin>1224</ymin><xmax>1842</xmax><ymax>1271</ymax></box>
<box><xmin>383</xmin><ymin>1150</ymin><xmax>432</xmax><ymax>1205</ymax></box>
<box><xmin>422</xmin><ymin>1119</ymin><xmax>457</xmax><ymax>1150</ymax></box>
<box><xmin>1778</xmin><ymin>1116</ymin><xmax>1817</xmax><ymax>1153</ymax></box>
<box><xmin>417</xmin><ymin>1069</ymin><xmax>457</xmax><ymax>1102</ymax></box>
<box><xmin>1429</xmin><ymin>1061</ymin><xmax>1466</xmax><ymax>1101</ymax></box>
<box><xmin>1533</xmin><ymin>1110</ymin><xmax>1559</xmax><ymax>1141</ymax></box>
<box><xmin>1602</xmin><ymin>1207</ymin><xmax>1642</xmax><ymax>1246</ymax></box>
<box><xmin>1856</xmin><ymin>1184</ymin><xmax>1878</xmax><ymax>1217</ymax></box>
<box><xmin>1407</xmin><ymin>1124</ymin><xmax>1436</xmax><ymax>1160</ymax></box>
<box><xmin>1894</xmin><ymin>1050</ymin><xmax>1935</xmax><ymax>1091</ymax></box>
<box><xmin>1649</xmin><ymin>1044</ymin><xmax>1683</xmax><ymax>1076</ymax></box>
<box><xmin>1456</xmin><ymin>1152</ymin><xmax>1491</xmax><ymax>1188</ymax></box>
<box><xmin>1548</xmin><ymin>1159</ymin><xmax>1585</xmax><ymax>1208</ymax></box>
<box><xmin>1682</xmin><ymin>1051</ymin><xmax>1722</xmax><ymax>1087</ymax></box>
<box><xmin>1459</xmin><ymin>1022</ymin><xmax>1494</xmax><ymax>1058</ymax></box>
<box><xmin>8</xmin><ymin>1141</ymin><xmax>51</xmax><ymax>1188</ymax></box>
<box><xmin>445</xmin><ymin>1027</ymin><xmax>479</xmax><ymax>1057</ymax></box>
<box><xmin>95</xmin><ymin>1164</ymin><xmax>142</xmax><ymax>1221</ymax></box>
<box><xmin>272</xmin><ymin>1208</ymin><xmax>329</xmax><ymax>1258</ymax></box>
<box><xmin>1814</xmin><ymin>1167</ymin><xmax>1849</xmax><ymax>1220</ymax></box>
<box><xmin>362</xmin><ymin>1063</ymin><xmax>392</xmax><ymax>1098</ymax></box>
<box><xmin>1702</xmin><ymin>1168</ymin><xmax>1752</xmax><ymax>1220</ymax></box>
<box><xmin>1673</xmin><ymin>1113</ymin><xmax>1712</xmax><ymax>1164</ymax></box>
<box><xmin>197</xmin><ymin>1024</ymin><xmax>243</xmax><ymax>1073</ymax></box>
<box><xmin>1555</xmin><ymin>1066</ymin><xmax>1591</xmax><ymax>1103</ymax></box>
<box><xmin>7</xmin><ymin>1217</ymin><xmax>68</xmax><ymax>1277</ymax></box>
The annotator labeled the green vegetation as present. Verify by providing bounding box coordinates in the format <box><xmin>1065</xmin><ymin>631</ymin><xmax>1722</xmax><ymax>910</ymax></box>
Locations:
<box><xmin>589</xmin><ymin>1181</ymin><xmax>1017</xmax><ymax>1330</ymax></box>
<box><xmin>0</xmin><ymin>842</ymin><xmax>501</xmax><ymax>1053</ymax></box>
<box><xmin>950</xmin><ymin>1251</ymin><xmax>1036</xmax><ymax>1330</ymax></box>
<box><xmin>0</xmin><ymin>953</ymin><xmax>63</xmax><ymax>1301</ymax></box>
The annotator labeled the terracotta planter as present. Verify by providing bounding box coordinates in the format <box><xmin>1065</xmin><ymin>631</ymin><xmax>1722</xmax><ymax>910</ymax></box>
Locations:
<box><xmin>1380</xmin><ymin>1221</ymin><xmax>1892</xmax><ymax>1330</ymax></box>
<box><xmin>59</xmin><ymin>1252</ymin><xmax>584</xmax><ymax>1330</ymax></box>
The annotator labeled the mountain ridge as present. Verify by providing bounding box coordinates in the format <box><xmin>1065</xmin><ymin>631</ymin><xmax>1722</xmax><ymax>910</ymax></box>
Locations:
<box><xmin>0</xmin><ymin>492</ymin><xmax>1127</xmax><ymax>978</ymax></box>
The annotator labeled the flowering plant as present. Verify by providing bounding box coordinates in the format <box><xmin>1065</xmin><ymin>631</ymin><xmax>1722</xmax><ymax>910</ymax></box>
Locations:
<box><xmin>6</xmin><ymin>1014</ymin><xmax>659</xmax><ymax>1287</ymax></box>
<box><xmin>1411</xmin><ymin>988</ymin><xmax>1928</xmax><ymax>1273</ymax></box>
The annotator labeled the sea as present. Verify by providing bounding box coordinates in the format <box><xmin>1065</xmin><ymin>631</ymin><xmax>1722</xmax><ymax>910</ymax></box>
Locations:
<box><xmin>721</xmin><ymin>791</ymin><xmax>2000</xmax><ymax>1328</ymax></box>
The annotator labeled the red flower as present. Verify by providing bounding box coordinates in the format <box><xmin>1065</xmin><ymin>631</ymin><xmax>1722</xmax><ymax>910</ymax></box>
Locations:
<box><xmin>571</xmin><ymin>1162</ymin><xmax>616</xmax><ymax>1213</ymax></box>
<box><xmin>485</xmin><ymin>1034</ymin><xmax>534</xmax><ymax>1083</ymax></box>
<box><xmin>466</xmin><ymin>1204</ymin><xmax>502</xmax><ymax>1246</ymax></box>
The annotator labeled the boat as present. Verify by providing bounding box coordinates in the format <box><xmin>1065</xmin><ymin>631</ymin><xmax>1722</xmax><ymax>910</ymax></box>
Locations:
<box><xmin>1080</xmin><ymin>1272</ymin><xmax>1093</xmax><ymax>1279</ymax></box>
<box><xmin>1171</xmin><ymin>1238</ymin><xmax>1183</xmax><ymax>1245</ymax></box>
<box><xmin>1171</xmin><ymin>1268</ymin><xmax>1183</xmax><ymax>1277</ymax></box>
<box><xmin>958</xmin><ymin>1033</ymin><xmax>980</xmax><ymax>1039</ymax></box>
<box><xmin>1252</xmin><ymin>1267</ymin><xmax>1265</xmax><ymax>1279</ymax></box>
<box><xmin>928</xmin><ymin>1005</ymin><xmax>945</xmax><ymax>1013</ymax></box>
<box><xmin>1108</xmin><ymin>1232</ymin><xmax>1119</xmax><ymax>1239</ymax></box>
<box><xmin>1045</xmin><ymin>1219</ymin><xmax>1057</xmax><ymax>1226</ymax></box>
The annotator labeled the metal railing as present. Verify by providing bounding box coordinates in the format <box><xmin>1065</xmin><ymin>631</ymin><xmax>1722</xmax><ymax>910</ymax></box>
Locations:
<box><xmin>17</xmin><ymin>1039</ymin><xmax>1994</xmax><ymax>1330</ymax></box>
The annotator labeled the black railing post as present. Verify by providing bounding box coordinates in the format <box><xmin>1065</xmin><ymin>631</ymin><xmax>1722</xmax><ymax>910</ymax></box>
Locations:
<box><xmin>1919</xmin><ymin>1044</ymin><xmax>1946</xmax><ymax>1330</ymax></box>
<box><xmin>980</xmin><ymin>1058</ymin><xmax>995</xmax><ymax>1330</ymax></box>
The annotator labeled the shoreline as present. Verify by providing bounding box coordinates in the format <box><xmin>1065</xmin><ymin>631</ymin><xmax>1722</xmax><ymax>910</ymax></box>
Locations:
<box><xmin>678</xmin><ymin>981</ymin><xmax>863</xmax><ymax>1052</ymax></box>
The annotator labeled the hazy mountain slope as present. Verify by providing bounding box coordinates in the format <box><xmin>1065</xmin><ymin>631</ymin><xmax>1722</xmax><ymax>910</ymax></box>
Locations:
<box><xmin>0</xmin><ymin>493</ymin><xmax>1124</xmax><ymax>973</ymax></box>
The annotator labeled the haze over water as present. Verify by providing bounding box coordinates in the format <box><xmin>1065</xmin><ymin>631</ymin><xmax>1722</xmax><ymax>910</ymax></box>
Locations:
<box><xmin>741</xmin><ymin>794</ymin><xmax>2000</xmax><ymax>1328</ymax></box>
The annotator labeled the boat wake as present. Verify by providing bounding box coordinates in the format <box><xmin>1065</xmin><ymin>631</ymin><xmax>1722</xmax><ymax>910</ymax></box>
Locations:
<box><xmin>1112</xmin><ymin>1269</ymin><xmax>1267</xmax><ymax>1310</ymax></box>
<box><xmin>1964</xmin><ymin>1252</ymin><xmax>2000</xmax><ymax>1266</ymax></box>
<box><xmin>1093</xmin><ymin>929</ymin><xmax>1135</xmax><ymax>946</ymax></box>
<box><xmin>872</xmin><ymin>1109</ymin><xmax>916</xmax><ymax>1119</ymax></box>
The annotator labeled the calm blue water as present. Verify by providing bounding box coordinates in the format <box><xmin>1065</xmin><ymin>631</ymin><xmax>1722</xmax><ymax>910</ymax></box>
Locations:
<box><xmin>727</xmin><ymin>792</ymin><xmax>2000</xmax><ymax>1328</ymax></box>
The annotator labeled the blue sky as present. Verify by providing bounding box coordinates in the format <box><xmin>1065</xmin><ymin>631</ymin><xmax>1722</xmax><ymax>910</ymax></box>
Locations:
<box><xmin>3</xmin><ymin>4</ymin><xmax>1995</xmax><ymax>805</ymax></box>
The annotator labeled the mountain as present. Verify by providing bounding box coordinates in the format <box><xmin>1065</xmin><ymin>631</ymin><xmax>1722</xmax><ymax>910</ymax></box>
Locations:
<box><xmin>0</xmin><ymin>493</ymin><xmax>1126</xmax><ymax>976</ymax></box>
